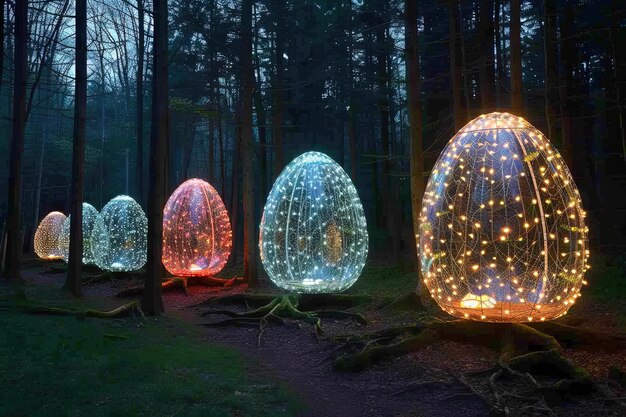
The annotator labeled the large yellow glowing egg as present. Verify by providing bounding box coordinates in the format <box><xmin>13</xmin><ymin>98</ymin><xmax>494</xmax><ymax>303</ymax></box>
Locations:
<box><xmin>260</xmin><ymin>151</ymin><xmax>368</xmax><ymax>293</ymax></box>
<box><xmin>162</xmin><ymin>179</ymin><xmax>232</xmax><ymax>276</ymax></box>
<box><xmin>419</xmin><ymin>112</ymin><xmax>590</xmax><ymax>322</ymax></box>
<box><xmin>34</xmin><ymin>211</ymin><xmax>67</xmax><ymax>260</ymax></box>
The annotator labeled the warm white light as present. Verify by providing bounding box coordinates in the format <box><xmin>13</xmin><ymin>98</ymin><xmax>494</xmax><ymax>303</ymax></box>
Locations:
<box><xmin>34</xmin><ymin>211</ymin><xmax>66</xmax><ymax>260</ymax></box>
<box><xmin>91</xmin><ymin>195</ymin><xmax>147</xmax><ymax>272</ymax></box>
<box><xmin>57</xmin><ymin>203</ymin><xmax>99</xmax><ymax>264</ymax></box>
<box><xmin>419</xmin><ymin>113</ymin><xmax>589</xmax><ymax>323</ymax></box>
<box><xmin>259</xmin><ymin>152</ymin><xmax>368</xmax><ymax>293</ymax></box>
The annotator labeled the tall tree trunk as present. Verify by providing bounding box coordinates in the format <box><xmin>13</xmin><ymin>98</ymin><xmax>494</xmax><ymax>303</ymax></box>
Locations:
<box><xmin>347</xmin><ymin>0</ymin><xmax>357</xmax><ymax>181</ymax></box>
<box><xmin>136</xmin><ymin>0</ymin><xmax>145</xmax><ymax>205</ymax></box>
<box><xmin>510</xmin><ymin>0</ymin><xmax>523</xmax><ymax>114</ymax></box>
<box><xmin>241</xmin><ymin>0</ymin><xmax>258</xmax><ymax>286</ymax></box>
<box><xmin>64</xmin><ymin>0</ymin><xmax>87</xmax><ymax>296</ymax></box>
<box><xmin>543</xmin><ymin>0</ymin><xmax>558</xmax><ymax>142</ymax></box>
<box><xmin>610</xmin><ymin>0</ymin><xmax>626</xmax><ymax>167</ymax></box>
<box><xmin>0</xmin><ymin>0</ymin><xmax>4</xmax><ymax>98</ymax></box>
<box><xmin>559</xmin><ymin>1</ymin><xmax>574</xmax><ymax>169</ymax></box>
<box><xmin>406</xmin><ymin>0</ymin><xmax>425</xmax><ymax>285</ymax></box>
<box><xmin>218</xmin><ymin>94</ymin><xmax>226</xmax><ymax>197</ymax></box>
<box><xmin>230</xmin><ymin>110</ymin><xmax>241</xmax><ymax>265</ymax></box>
<box><xmin>479</xmin><ymin>0</ymin><xmax>495</xmax><ymax>111</ymax></box>
<box><xmin>494</xmin><ymin>0</ymin><xmax>504</xmax><ymax>106</ymax></box>
<box><xmin>142</xmin><ymin>0</ymin><xmax>168</xmax><ymax>315</ymax></box>
<box><xmin>272</xmin><ymin>0</ymin><xmax>285</xmax><ymax>179</ymax></box>
<box><xmin>448</xmin><ymin>0</ymin><xmax>465</xmax><ymax>130</ymax></box>
<box><xmin>4</xmin><ymin>0</ymin><xmax>27</xmax><ymax>281</ymax></box>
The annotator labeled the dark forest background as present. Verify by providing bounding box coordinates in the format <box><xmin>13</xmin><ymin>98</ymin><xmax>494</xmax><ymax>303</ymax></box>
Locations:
<box><xmin>1</xmin><ymin>0</ymin><xmax>625</xmax><ymax>263</ymax></box>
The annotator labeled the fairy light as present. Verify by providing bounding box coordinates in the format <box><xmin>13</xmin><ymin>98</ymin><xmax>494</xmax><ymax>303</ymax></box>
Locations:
<box><xmin>419</xmin><ymin>112</ymin><xmax>589</xmax><ymax>323</ymax></box>
<box><xmin>34</xmin><ymin>211</ymin><xmax>66</xmax><ymax>260</ymax></box>
<box><xmin>91</xmin><ymin>195</ymin><xmax>147</xmax><ymax>272</ymax></box>
<box><xmin>57</xmin><ymin>203</ymin><xmax>99</xmax><ymax>265</ymax></box>
<box><xmin>259</xmin><ymin>151</ymin><xmax>368</xmax><ymax>293</ymax></box>
<box><xmin>162</xmin><ymin>179</ymin><xmax>232</xmax><ymax>277</ymax></box>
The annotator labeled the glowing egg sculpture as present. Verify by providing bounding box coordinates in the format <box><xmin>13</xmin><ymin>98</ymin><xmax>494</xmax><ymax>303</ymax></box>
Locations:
<box><xmin>419</xmin><ymin>112</ymin><xmax>590</xmax><ymax>323</ymax></box>
<box><xmin>91</xmin><ymin>195</ymin><xmax>147</xmax><ymax>272</ymax></box>
<box><xmin>162</xmin><ymin>179</ymin><xmax>232</xmax><ymax>276</ymax></box>
<box><xmin>260</xmin><ymin>151</ymin><xmax>368</xmax><ymax>293</ymax></box>
<box><xmin>34</xmin><ymin>211</ymin><xmax>67</xmax><ymax>260</ymax></box>
<box><xmin>57</xmin><ymin>203</ymin><xmax>99</xmax><ymax>264</ymax></box>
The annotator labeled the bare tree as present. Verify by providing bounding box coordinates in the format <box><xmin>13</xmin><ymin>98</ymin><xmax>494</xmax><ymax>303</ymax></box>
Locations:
<box><xmin>142</xmin><ymin>0</ymin><xmax>168</xmax><ymax>315</ymax></box>
<box><xmin>136</xmin><ymin>0</ymin><xmax>145</xmax><ymax>204</ymax></box>
<box><xmin>448</xmin><ymin>0</ymin><xmax>465</xmax><ymax>130</ymax></box>
<box><xmin>510</xmin><ymin>0</ymin><xmax>523</xmax><ymax>114</ymax></box>
<box><xmin>3</xmin><ymin>0</ymin><xmax>27</xmax><ymax>282</ymax></box>
<box><xmin>64</xmin><ymin>0</ymin><xmax>87</xmax><ymax>296</ymax></box>
<box><xmin>241</xmin><ymin>0</ymin><xmax>258</xmax><ymax>286</ymax></box>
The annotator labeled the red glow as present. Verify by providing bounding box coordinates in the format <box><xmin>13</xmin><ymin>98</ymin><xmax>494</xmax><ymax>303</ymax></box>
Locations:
<box><xmin>162</xmin><ymin>178</ymin><xmax>232</xmax><ymax>277</ymax></box>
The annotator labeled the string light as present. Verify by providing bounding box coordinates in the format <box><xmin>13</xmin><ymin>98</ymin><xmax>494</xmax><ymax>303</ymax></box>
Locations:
<box><xmin>259</xmin><ymin>151</ymin><xmax>368</xmax><ymax>293</ymax></box>
<box><xmin>419</xmin><ymin>112</ymin><xmax>589</xmax><ymax>322</ymax></box>
<box><xmin>57</xmin><ymin>202</ymin><xmax>99</xmax><ymax>265</ymax></box>
<box><xmin>162</xmin><ymin>179</ymin><xmax>232</xmax><ymax>276</ymax></box>
<box><xmin>34</xmin><ymin>211</ymin><xmax>66</xmax><ymax>260</ymax></box>
<box><xmin>91</xmin><ymin>195</ymin><xmax>147</xmax><ymax>272</ymax></box>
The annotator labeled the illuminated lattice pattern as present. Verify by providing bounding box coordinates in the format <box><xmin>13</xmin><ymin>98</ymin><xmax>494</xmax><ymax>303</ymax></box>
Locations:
<box><xmin>58</xmin><ymin>202</ymin><xmax>99</xmax><ymax>264</ymax></box>
<box><xmin>260</xmin><ymin>151</ymin><xmax>368</xmax><ymax>293</ymax></box>
<box><xmin>162</xmin><ymin>179</ymin><xmax>232</xmax><ymax>276</ymax></box>
<box><xmin>92</xmin><ymin>195</ymin><xmax>147</xmax><ymax>272</ymax></box>
<box><xmin>34</xmin><ymin>211</ymin><xmax>67</xmax><ymax>260</ymax></box>
<box><xmin>419</xmin><ymin>113</ymin><xmax>590</xmax><ymax>323</ymax></box>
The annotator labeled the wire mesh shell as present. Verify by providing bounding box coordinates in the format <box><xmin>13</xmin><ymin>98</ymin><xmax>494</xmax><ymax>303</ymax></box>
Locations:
<box><xmin>57</xmin><ymin>203</ymin><xmax>99</xmax><ymax>265</ymax></box>
<box><xmin>162</xmin><ymin>179</ymin><xmax>232</xmax><ymax>277</ymax></box>
<box><xmin>419</xmin><ymin>112</ymin><xmax>590</xmax><ymax>323</ymax></box>
<box><xmin>34</xmin><ymin>211</ymin><xmax>66</xmax><ymax>260</ymax></box>
<box><xmin>260</xmin><ymin>151</ymin><xmax>368</xmax><ymax>293</ymax></box>
<box><xmin>91</xmin><ymin>195</ymin><xmax>147</xmax><ymax>272</ymax></box>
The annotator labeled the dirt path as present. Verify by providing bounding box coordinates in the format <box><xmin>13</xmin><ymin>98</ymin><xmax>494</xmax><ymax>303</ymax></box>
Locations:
<box><xmin>22</xmin><ymin>265</ymin><xmax>626</xmax><ymax>417</ymax></box>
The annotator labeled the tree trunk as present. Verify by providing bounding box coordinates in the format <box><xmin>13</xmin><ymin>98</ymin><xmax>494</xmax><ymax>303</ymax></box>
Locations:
<box><xmin>272</xmin><ymin>0</ymin><xmax>285</xmax><ymax>179</ymax></box>
<box><xmin>543</xmin><ymin>0</ymin><xmax>558</xmax><ymax>142</ymax></box>
<box><xmin>610</xmin><ymin>0</ymin><xmax>626</xmax><ymax>167</ymax></box>
<box><xmin>406</xmin><ymin>0</ymin><xmax>425</xmax><ymax>281</ymax></box>
<box><xmin>0</xmin><ymin>0</ymin><xmax>4</xmax><ymax>98</ymax></box>
<box><xmin>218</xmin><ymin>93</ymin><xmax>226</xmax><ymax>197</ymax></box>
<box><xmin>142</xmin><ymin>0</ymin><xmax>168</xmax><ymax>315</ymax></box>
<box><xmin>448</xmin><ymin>0</ymin><xmax>465</xmax><ymax>131</ymax></box>
<box><xmin>230</xmin><ymin>110</ymin><xmax>241</xmax><ymax>265</ymax></box>
<box><xmin>64</xmin><ymin>0</ymin><xmax>87</xmax><ymax>297</ymax></box>
<box><xmin>510</xmin><ymin>0</ymin><xmax>523</xmax><ymax>114</ymax></box>
<box><xmin>4</xmin><ymin>0</ymin><xmax>27</xmax><ymax>282</ymax></box>
<box><xmin>479</xmin><ymin>0</ymin><xmax>495</xmax><ymax>111</ymax></box>
<box><xmin>559</xmin><ymin>2</ymin><xmax>575</xmax><ymax>169</ymax></box>
<box><xmin>241</xmin><ymin>0</ymin><xmax>258</xmax><ymax>286</ymax></box>
<box><xmin>494</xmin><ymin>0</ymin><xmax>504</xmax><ymax>106</ymax></box>
<box><xmin>136</xmin><ymin>0</ymin><xmax>145</xmax><ymax>205</ymax></box>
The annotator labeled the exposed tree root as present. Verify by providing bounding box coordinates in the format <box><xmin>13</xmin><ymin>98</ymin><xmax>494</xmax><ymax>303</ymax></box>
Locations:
<box><xmin>16</xmin><ymin>300</ymin><xmax>144</xmax><ymax>319</ymax></box>
<box><xmin>115</xmin><ymin>276</ymin><xmax>241</xmax><ymax>298</ymax></box>
<box><xmin>333</xmin><ymin>318</ymin><xmax>626</xmax><ymax>414</ymax></box>
<box><xmin>193</xmin><ymin>292</ymin><xmax>372</xmax><ymax>310</ymax></box>
<box><xmin>200</xmin><ymin>294</ymin><xmax>368</xmax><ymax>343</ymax></box>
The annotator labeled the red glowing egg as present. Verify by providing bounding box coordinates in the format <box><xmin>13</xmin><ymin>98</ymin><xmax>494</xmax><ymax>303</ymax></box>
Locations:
<box><xmin>162</xmin><ymin>178</ymin><xmax>232</xmax><ymax>276</ymax></box>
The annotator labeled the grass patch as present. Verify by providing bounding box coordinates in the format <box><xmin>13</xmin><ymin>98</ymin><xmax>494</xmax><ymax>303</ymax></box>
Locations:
<box><xmin>0</xmin><ymin>286</ymin><xmax>300</xmax><ymax>417</ymax></box>
<box><xmin>349</xmin><ymin>263</ymin><xmax>417</xmax><ymax>297</ymax></box>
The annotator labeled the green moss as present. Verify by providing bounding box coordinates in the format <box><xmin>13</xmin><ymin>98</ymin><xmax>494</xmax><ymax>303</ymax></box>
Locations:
<box><xmin>0</xmin><ymin>287</ymin><xmax>300</xmax><ymax>417</ymax></box>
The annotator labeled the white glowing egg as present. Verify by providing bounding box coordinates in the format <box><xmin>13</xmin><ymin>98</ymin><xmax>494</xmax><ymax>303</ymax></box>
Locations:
<box><xmin>419</xmin><ymin>112</ymin><xmax>589</xmax><ymax>322</ymax></box>
<box><xmin>91</xmin><ymin>195</ymin><xmax>147</xmax><ymax>272</ymax></box>
<box><xmin>260</xmin><ymin>151</ymin><xmax>368</xmax><ymax>293</ymax></box>
<box><xmin>58</xmin><ymin>202</ymin><xmax>99</xmax><ymax>264</ymax></box>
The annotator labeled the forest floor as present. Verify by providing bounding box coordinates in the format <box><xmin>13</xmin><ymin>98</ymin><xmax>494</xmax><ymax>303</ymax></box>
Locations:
<box><xmin>5</xmin><ymin>253</ymin><xmax>626</xmax><ymax>417</ymax></box>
